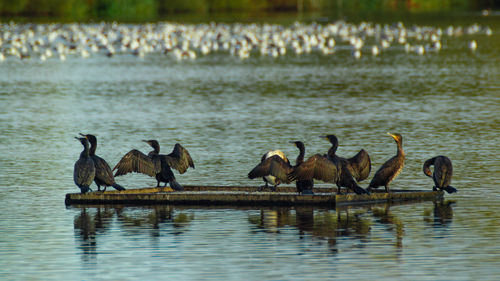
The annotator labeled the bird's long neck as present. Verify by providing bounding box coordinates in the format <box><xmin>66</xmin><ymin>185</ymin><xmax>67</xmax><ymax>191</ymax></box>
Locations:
<box><xmin>88</xmin><ymin>139</ymin><xmax>97</xmax><ymax>156</ymax></box>
<box><xmin>151</xmin><ymin>142</ymin><xmax>160</xmax><ymax>154</ymax></box>
<box><xmin>296</xmin><ymin>144</ymin><xmax>305</xmax><ymax>165</ymax></box>
<box><xmin>80</xmin><ymin>141</ymin><xmax>90</xmax><ymax>158</ymax></box>
<box><xmin>396</xmin><ymin>139</ymin><xmax>404</xmax><ymax>157</ymax></box>
<box><xmin>423</xmin><ymin>157</ymin><xmax>435</xmax><ymax>178</ymax></box>
<box><xmin>327</xmin><ymin>142</ymin><xmax>338</xmax><ymax>159</ymax></box>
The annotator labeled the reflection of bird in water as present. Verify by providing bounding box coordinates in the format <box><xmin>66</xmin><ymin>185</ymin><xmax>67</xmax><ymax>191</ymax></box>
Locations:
<box><xmin>433</xmin><ymin>200</ymin><xmax>454</xmax><ymax>226</ymax></box>
<box><xmin>113</xmin><ymin>140</ymin><xmax>194</xmax><ymax>190</ymax></box>
<box><xmin>74</xmin><ymin>137</ymin><xmax>95</xmax><ymax>193</ymax></box>
<box><xmin>423</xmin><ymin>156</ymin><xmax>457</xmax><ymax>194</ymax></box>
<box><xmin>368</xmin><ymin>133</ymin><xmax>405</xmax><ymax>193</ymax></box>
<box><xmin>288</xmin><ymin>135</ymin><xmax>369</xmax><ymax>194</ymax></box>
<box><xmin>248</xmin><ymin>141</ymin><xmax>314</xmax><ymax>193</ymax></box>
<box><xmin>371</xmin><ymin>205</ymin><xmax>404</xmax><ymax>248</ymax></box>
<box><xmin>79</xmin><ymin>133</ymin><xmax>125</xmax><ymax>192</ymax></box>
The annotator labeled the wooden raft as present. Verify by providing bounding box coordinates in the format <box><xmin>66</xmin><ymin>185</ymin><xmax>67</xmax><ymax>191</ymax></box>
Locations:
<box><xmin>65</xmin><ymin>185</ymin><xmax>444</xmax><ymax>207</ymax></box>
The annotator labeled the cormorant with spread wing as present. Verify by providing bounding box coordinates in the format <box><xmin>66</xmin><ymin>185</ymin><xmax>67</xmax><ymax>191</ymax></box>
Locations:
<box><xmin>368</xmin><ymin>133</ymin><xmax>405</xmax><ymax>193</ymax></box>
<box><xmin>288</xmin><ymin>135</ymin><xmax>369</xmax><ymax>195</ymax></box>
<box><xmin>73</xmin><ymin>136</ymin><xmax>95</xmax><ymax>194</ymax></box>
<box><xmin>79</xmin><ymin>133</ymin><xmax>125</xmax><ymax>192</ymax></box>
<box><xmin>248</xmin><ymin>149</ymin><xmax>289</xmax><ymax>191</ymax></box>
<box><xmin>423</xmin><ymin>155</ymin><xmax>457</xmax><ymax>194</ymax></box>
<box><xmin>113</xmin><ymin>140</ymin><xmax>194</xmax><ymax>191</ymax></box>
<box><xmin>248</xmin><ymin>141</ymin><xmax>314</xmax><ymax>194</ymax></box>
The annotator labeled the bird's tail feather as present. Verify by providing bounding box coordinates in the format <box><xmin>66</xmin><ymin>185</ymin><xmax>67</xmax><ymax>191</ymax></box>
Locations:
<box><xmin>351</xmin><ymin>183</ymin><xmax>369</xmax><ymax>195</ymax></box>
<box><xmin>169</xmin><ymin>180</ymin><xmax>184</xmax><ymax>191</ymax></box>
<box><xmin>444</xmin><ymin>186</ymin><xmax>457</xmax><ymax>194</ymax></box>
<box><xmin>112</xmin><ymin>183</ymin><xmax>126</xmax><ymax>191</ymax></box>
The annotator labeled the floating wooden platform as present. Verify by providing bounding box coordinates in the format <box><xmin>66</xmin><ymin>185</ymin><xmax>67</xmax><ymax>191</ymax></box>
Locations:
<box><xmin>65</xmin><ymin>185</ymin><xmax>444</xmax><ymax>207</ymax></box>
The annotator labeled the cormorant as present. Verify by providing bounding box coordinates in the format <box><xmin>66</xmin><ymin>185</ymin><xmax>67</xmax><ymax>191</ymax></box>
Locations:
<box><xmin>112</xmin><ymin>140</ymin><xmax>194</xmax><ymax>191</ymax></box>
<box><xmin>248</xmin><ymin>141</ymin><xmax>314</xmax><ymax>194</ymax></box>
<box><xmin>423</xmin><ymin>155</ymin><xmax>457</xmax><ymax>194</ymax></box>
<box><xmin>74</xmin><ymin>136</ymin><xmax>95</xmax><ymax>194</ymax></box>
<box><xmin>288</xmin><ymin>135</ymin><xmax>369</xmax><ymax>195</ymax></box>
<box><xmin>249</xmin><ymin>149</ymin><xmax>289</xmax><ymax>191</ymax></box>
<box><xmin>368</xmin><ymin>133</ymin><xmax>405</xmax><ymax>193</ymax></box>
<box><xmin>79</xmin><ymin>133</ymin><xmax>125</xmax><ymax>192</ymax></box>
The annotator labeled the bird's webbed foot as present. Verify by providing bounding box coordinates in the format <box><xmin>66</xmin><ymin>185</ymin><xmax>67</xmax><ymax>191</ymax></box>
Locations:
<box><xmin>258</xmin><ymin>182</ymin><xmax>269</xmax><ymax>192</ymax></box>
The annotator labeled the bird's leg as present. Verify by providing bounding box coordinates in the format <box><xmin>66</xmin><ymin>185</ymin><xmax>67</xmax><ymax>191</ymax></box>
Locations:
<box><xmin>102</xmin><ymin>186</ymin><xmax>107</xmax><ymax>192</ymax></box>
<box><xmin>337</xmin><ymin>185</ymin><xmax>344</xmax><ymax>195</ymax></box>
<box><xmin>156</xmin><ymin>181</ymin><xmax>161</xmax><ymax>187</ymax></box>
<box><xmin>258</xmin><ymin>182</ymin><xmax>268</xmax><ymax>192</ymax></box>
<box><xmin>385</xmin><ymin>184</ymin><xmax>391</xmax><ymax>193</ymax></box>
<box><xmin>97</xmin><ymin>185</ymin><xmax>101</xmax><ymax>192</ymax></box>
<box><xmin>433</xmin><ymin>186</ymin><xmax>438</xmax><ymax>191</ymax></box>
<box><xmin>271</xmin><ymin>184</ymin><xmax>277</xmax><ymax>192</ymax></box>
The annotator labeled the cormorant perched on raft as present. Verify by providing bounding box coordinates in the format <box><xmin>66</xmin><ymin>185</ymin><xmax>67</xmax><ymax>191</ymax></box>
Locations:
<box><xmin>79</xmin><ymin>133</ymin><xmax>125</xmax><ymax>192</ymax></box>
<box><xmin>368</xmin><ymin>133</ymin><xmax>405</xmax><ymax>193</ymax></box>
<box><xmin>249</xmin><ymin>149</ymin><xmax>289</xmax><ymax>191</ymax></box>
<box><xmin>248</xmin><ymin>141</ymin><xmax>314</xmax><ymax>194</ymax></box>
<box><xmin>73</xmin><ymin>136</ymin><xmax>95</xmax><ymax>194</ymax></box>
<box><xmin>112</xmin><ymin>140</ymin><xmax>194</xmax><ymax>191</ymax></box>
<box><xmin>322</xmin><ymin>135</ymin><xmax>372</xmax><ymax>183</ymax></box>
<box><xmin>288</xmin><ymin>135</ymin><xmax>369</xmax><ymax>195</ymax></box>
<box><xmin>423</xmin><ymin>155</ymin><xmax>457</xmax><ymax>194</ymax></box>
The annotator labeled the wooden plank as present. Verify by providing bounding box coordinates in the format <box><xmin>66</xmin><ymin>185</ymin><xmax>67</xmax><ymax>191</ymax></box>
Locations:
<box><xmin>65</xmin><ymin>185</ymin><xmax>443</xmax><ymax>207</ymax></box>
<box><xmin>65</xmin><ymin>191</ymin><xmax>337</xmax><ymax>206</ymax></box>
<box><xmin>336</xmin><ymin>190</ymin><xmax>443</xmax><ymax>206</ymax></box>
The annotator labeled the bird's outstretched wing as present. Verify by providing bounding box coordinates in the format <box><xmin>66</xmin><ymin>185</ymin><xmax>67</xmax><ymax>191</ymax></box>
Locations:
<box><xmin>345</xmin><ymin>149</ymin><xmax>371</xmax><ymax>182</ymax></box>
<box><xmin>161</xmin><ymin>143</ymin><xmax>195</xmax><ymax>174</ymax></box>
<box><xmin>288</xmin><ymin>154</ymin><xmax>339</xmax><ymax>183</ymax></box>
<box><xmin>248</xmin><ymin>155</ymin><xmax>293</xmax><ymax>183</ymax></box>
<box><xmin>112</xmin><ymin>149</ymin><xmax>159</xmax><ymax>177</ymax></box>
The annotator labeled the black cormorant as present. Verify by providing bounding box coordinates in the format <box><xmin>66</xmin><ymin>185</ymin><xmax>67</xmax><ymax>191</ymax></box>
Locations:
<box><xmin>79</xmin><ymin>133</ymin><xmax>125</xmax><ymax>192</ymax></box>
<box><xmin>423</xmin><ymin>155</ymin><xmax>457</xmax><ymax>194</ymax></box>
<box><xmin>368</xmin><ymin>133</ymin><xmax>405</xmax><ymax>193</ymax></box>
<box><xmin>288</xmin><ymin>135</ymin><xmax>369</xmax><ymax>195</ymax></box>
<box><xmin>74</xmin><ymin>137</ymin><xmax>95</xmax><ymax>194</ymax></box>
<box><xmin>112</xmin><ymin>140</ymin><xmax>194</xmax><ymax>191</ymax></box>
<box><xmin>248</xmin><ymin>141</ymin><xmax>314</xmax><ymax>194</ymax></box>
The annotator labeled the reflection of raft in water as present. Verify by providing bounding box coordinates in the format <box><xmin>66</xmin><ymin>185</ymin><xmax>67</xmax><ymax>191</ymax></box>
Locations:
<box><xmin>65</xmin><ymin>185</ymin><xmax>444</xmax><ymax>207</ymax></box>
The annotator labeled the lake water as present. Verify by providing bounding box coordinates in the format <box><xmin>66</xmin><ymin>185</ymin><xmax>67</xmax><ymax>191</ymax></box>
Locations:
<box><xmin>1</xmin><ymin>17</ymin><xmax>499</xmax><ymax>280</ymax></box>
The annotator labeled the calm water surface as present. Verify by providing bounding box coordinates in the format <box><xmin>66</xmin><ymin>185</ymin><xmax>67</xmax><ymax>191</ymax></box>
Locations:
<box><xmin>1</xmin><ymin>19</ymin><xmax>499</xmax><ymax>280</ymax></box>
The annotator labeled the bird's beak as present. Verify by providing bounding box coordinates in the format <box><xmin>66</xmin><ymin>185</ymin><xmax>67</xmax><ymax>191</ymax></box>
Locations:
<box><xmin>79</xmin><ymin>133</ymin><xmax>87</xmax><ymax>138</ymax></box>
<box><xmin>142</xmin><ymin>140</ymin><xmax>148</xmax><ymax>143</ymax></box>
<box><xmin>387</xmin><ymin>132</ymin><xmax>396</xmax><ymax>139</ymax></box>
<box><xmin>74</xmin><ymin>137</ymin><xmax>79</xmax><ymax>141</ymax></box>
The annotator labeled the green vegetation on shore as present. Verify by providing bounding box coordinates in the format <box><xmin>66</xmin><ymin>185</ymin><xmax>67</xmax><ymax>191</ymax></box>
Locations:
<box><xmin>0</xmin><ymin>0</ymin><xmax>497</xmax><ymax>22</ymax></box>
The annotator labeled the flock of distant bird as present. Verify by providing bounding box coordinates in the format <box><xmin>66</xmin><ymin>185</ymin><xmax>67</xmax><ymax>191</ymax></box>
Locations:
<box><xmin>73</xmin><ymin>133</ymin><xmax>456</xmax><ymax>195</ymax></box>
<box><xmin>1</xmin><ymin>20</ymin><xmax>491</xmax><ymax>62</ymax></box>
